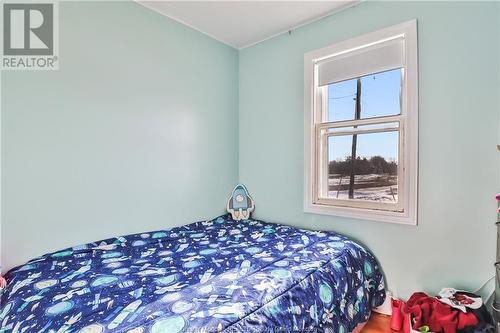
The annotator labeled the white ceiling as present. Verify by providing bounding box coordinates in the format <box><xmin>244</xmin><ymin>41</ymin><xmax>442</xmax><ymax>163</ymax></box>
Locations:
<box><xmin>137</xmin><ymin>1</ymin><xmax>359</xmax><ymax>49</ymax></box>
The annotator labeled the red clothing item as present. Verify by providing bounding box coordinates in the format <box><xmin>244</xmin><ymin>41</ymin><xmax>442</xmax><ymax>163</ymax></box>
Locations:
<box><xmin>402</xmin><ymin>292</ymin><xmax>479</xmax><ymax>333</ymax></box>
<box><xmin>457</xmin><ymin>311</ymin><xmax>479</xmax><ymax>330</ymax></box>
<box><xmin>429</xmin><ymin>300</ymin><xmax>453</xmax><ymax>332</ymax></box>
<box><xmin>439</xmin><ymin>312</ymin><xmax>458</xmax><ymax>333</ymax></box>
<box><xmin>405</xmin><ymin>292</ymin><xmax>436</xmax><ymax>330</ymax></box>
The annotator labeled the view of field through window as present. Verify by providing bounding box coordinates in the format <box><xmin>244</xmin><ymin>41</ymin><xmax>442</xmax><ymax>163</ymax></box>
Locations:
<box><xmin>327</xmin><ymin>69</ymin><xmax>401</xmax><ymax>203</ymax></box>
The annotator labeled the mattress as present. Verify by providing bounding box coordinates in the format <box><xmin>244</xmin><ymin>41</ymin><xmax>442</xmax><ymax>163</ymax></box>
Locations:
<box><xmin>0</xmin><ymin>214</ymin><xmax>385</xmax><ymax>332</ymax></box>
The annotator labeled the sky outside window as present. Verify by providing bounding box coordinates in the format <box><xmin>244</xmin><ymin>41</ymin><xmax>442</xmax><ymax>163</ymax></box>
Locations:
<box><xmin>327</xmin><ymin>69</ymin><xmax>401</xmax><ymax>161</ymax></box>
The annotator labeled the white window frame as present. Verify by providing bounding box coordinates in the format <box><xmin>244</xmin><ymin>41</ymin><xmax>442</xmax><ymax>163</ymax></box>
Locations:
<box><xmin>304</xmin><ymin>20</ymin><xmax>418</xmax><ymax>225</ymax></box>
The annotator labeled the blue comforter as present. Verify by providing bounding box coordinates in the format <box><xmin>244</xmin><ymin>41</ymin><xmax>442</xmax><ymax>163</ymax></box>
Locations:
<box><xmin>0</xmin><ymin>215</ymin><xmax>385</xmax><ymax>332</ymax></box>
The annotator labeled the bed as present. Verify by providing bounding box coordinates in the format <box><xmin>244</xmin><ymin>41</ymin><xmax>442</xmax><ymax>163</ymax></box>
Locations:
<box><xmin>0</xmin><ymin>214</ymin><xmax>385</xmax><ymax>332</ymax></box>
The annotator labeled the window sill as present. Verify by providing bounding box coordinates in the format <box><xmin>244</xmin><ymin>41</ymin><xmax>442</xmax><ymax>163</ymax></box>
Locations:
<box><xmin>304</xmin><ymin>202</ymin><xmax>417</xmax><ymax>226</ymax></box>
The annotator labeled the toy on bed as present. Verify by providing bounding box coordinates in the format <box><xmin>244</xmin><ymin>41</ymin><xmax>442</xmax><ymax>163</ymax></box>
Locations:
<box><xmin>227</xmin><ymin>184</ymin><xmax>255</xmax><ymax>220</ymax></box>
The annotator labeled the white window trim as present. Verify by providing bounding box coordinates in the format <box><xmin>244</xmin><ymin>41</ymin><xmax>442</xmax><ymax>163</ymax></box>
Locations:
<box><xmin>304</xmin><ymin>20</ymin><xmax>418</xmax><ymax>225</ymax></box>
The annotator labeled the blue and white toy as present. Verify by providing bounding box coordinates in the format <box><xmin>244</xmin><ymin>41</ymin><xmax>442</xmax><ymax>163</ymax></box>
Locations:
<box><xmin>227</xmin><ymin>184</ymin><xmax>255</xmax><ymax>220</ymax></box>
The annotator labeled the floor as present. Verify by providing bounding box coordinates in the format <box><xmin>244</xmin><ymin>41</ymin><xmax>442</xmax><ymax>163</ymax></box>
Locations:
<box><xmin>361</xmin><ymin>313</ymin><xmax>392</xmax><ymax>333</ymax></box>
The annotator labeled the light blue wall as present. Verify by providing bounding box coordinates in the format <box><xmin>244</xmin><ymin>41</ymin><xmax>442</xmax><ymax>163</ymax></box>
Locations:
<box><xmin>1</xmin><ymin>1</ymin><xmax>238</xmax><ymax>270</ymax></box>
<box><xmin>239</xmin><ymin>1</ymin><xmax>500</xmax><ymax>298</ymax></box>
<box><xmin>2</xmin><ymin>0</ymin><xmax>499</xmax><ymax>300</ymax></box>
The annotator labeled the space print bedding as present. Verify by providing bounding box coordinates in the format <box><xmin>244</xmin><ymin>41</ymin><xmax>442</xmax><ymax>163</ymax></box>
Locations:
<box><xmin>0</xmin><ymin>214</ymin><xmax>385</xmax><ymax>333</ymax></box>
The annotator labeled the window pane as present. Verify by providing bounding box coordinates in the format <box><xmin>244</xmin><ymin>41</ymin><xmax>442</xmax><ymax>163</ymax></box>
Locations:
<box><xmin>327</xmin><ymin>131</ymin><xmax>399</xmax><ymax>203</ymax></box>
<box><xmin>327</xmin><ymin>69</ymin><xmax>401</xmax><ymax>121</ymax></box>
<box><xmin>360</xmin><ymin>69</ymin><xmax>401</xmax><ymax>119</ymax></box>
<box><xmin>327</xmin><ymin>79</ymin><xmax>357</xmax><ymax>122</ymax></box>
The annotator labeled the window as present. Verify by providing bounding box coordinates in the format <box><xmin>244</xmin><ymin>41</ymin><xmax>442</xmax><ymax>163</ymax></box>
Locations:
<box><xmin>304</xmin><ymin>20</ymin><xmax>418</xmax><ymax>225</ymax></box>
